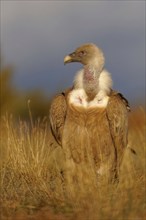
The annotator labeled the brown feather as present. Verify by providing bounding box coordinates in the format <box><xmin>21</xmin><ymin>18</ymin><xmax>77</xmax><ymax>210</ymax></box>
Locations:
<box><xmin>49</xmin><ymin>88</ymin><xmax>72</xmax><ymax>145</ymax></box>
<box><xmin>49</xmin><ymin>88</ymin><xmax>129</xmax><ymax>184</ymax></box>
<box><xmin>106</xmin><ymin>91</ymin><xmax>129</xmax><ymax>177</ymax></box>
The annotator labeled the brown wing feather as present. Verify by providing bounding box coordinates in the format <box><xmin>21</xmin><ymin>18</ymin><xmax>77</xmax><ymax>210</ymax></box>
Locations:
<box><xmin>49</xmin><ymin>93</ymin><xmax>67</xmax><ymax>145</ymax></box>
<box><xmin>49</xmin><ymin>88</ymin><xmax>72</xmax><ymax>145</ymax></box>
<box><xmin>106</xmin><ymin>91</ymin><xmax>130</xmax><ymax>174</ymax></box>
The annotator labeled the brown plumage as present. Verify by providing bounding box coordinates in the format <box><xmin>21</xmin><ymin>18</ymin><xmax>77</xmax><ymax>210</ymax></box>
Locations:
<box><xmin>49</xmin><ymin>43</ymin><xmax>130</xmax><ymax>185</ymax></box>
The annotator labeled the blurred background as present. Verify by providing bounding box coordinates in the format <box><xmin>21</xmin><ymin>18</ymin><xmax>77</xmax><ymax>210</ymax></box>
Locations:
<box><xmin>1</xmin><ymin>1</ymin><xmax>145</xmax><ymax>119</ymax></box>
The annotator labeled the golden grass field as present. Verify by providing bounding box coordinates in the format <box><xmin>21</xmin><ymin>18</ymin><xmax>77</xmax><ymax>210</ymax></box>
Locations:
<box><xmin>0</xmin><ymin>107</ymin><xmax>145</xmax><ymax>220</ymax></box>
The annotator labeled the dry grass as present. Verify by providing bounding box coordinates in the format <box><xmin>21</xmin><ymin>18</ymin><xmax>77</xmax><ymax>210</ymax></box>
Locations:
<box><xmin>0</xmin><ymin>107</ymin><xmax>145</xmax><ymax>220</ymax></box>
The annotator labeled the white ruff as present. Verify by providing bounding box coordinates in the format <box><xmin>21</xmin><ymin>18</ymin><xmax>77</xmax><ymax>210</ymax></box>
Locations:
<box><xmin>74</xmin><ymin>69</ymin><xmax>113</xmax><ymax>95</ymax></box>
<box><xmin>69</xmin><ymin>89</ymin><xmax>109</xmax><ymax>108</ymax></box>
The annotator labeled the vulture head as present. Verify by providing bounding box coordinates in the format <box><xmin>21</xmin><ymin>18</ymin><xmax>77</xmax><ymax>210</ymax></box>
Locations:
<box><xmin>64</xmin><ymin>43</ymin><xmax>105</xmax><ymax>73</ymax></box>
<box><xmin>64</xmin><ymin>43</ymin><xmax>112</xmax><ymax>102</ymax></box>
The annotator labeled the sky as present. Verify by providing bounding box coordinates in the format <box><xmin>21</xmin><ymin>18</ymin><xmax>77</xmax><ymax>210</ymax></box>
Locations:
<box><xmin>1</xmin><ymin>1</ymin><xmax>145</xmax><ymax>106</ymax></box>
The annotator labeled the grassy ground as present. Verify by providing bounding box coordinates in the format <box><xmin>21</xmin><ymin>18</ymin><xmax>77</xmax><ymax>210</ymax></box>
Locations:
<box><xmin>0</xmin><ymin>107</ymin><xmax>145</xmax><ymax>220</ymax></box>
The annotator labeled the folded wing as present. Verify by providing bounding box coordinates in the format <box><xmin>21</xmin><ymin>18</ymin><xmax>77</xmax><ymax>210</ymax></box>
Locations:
<box><xmin>106</xmin><ymin>91</ymin><xmax>130</xmax><ymax>175</ymax></box>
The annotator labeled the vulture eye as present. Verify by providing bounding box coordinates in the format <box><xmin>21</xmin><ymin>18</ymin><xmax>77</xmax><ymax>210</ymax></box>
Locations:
<box><xmin>72</xmin><ymin>52</ymin><xmax>76</xmax><ymax>57</ymax></box>
<box><xmin>79</xmin><ymin>51</ymin><xmax>86</xmax><ymax>57</ymax></box>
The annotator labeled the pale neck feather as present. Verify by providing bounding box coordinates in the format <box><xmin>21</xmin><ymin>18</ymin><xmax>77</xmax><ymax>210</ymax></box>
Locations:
<box><xmin>74</xmin><ymin>68</ymin><xmax>113</xmax><ymax>96</ymax></box>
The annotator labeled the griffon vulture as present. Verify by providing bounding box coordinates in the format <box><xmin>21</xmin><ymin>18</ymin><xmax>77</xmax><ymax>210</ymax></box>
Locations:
<box><xmin>49</xmin><ymin>43</ymin><xmax>130</xmax><ymax>185</ymax></box>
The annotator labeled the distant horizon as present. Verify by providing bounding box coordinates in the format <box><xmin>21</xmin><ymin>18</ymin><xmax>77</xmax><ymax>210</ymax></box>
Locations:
<box><xmin>1</xmin><ymin>1</ymin><xmax>145</xmax><ymax>106</ymax></box>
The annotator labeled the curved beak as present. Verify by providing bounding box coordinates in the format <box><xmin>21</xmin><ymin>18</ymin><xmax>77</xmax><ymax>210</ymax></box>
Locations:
<box><xmin>64</xmin><ymin>55</ymin><xmax>72</xmax><ymax>65</ymax></box>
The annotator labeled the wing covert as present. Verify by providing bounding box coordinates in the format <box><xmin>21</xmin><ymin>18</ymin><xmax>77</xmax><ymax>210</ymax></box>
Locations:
<box><xmin>49</xmin><ymin>93</ymin><xmax>67</xmax><ymax>145</ymax></box>
<box><xmin>106</xmin><ymin>91</ymin><xmax>130</xmax><ymax>174</ymax></box>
